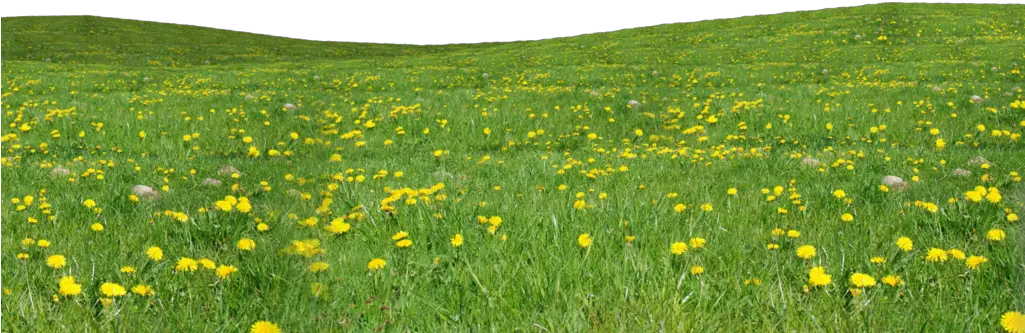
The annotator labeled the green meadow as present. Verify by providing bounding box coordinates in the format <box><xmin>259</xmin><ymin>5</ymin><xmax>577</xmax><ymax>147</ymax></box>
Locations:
<box><xmin>2</xmin><ymin>3</ymin><xmax>1024</xmax><ymax>332</ymax></box>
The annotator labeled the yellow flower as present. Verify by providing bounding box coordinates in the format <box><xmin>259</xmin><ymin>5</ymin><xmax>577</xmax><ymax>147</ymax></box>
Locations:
<box><xmin>198</xmin><ymin>258</ymin><xmax>216</xmax><ymax>269</ymax></box>
<box><xmin>99</xmin><ymin>282</ymin><xmax>127</xmax><ymax>297</ymax></box>
<box><xmin>324</xmin><ymin>219</ymin><xmax>351</xmax><ymax>235</ymax></box>
<box><xmin>391</xmin><ymin>231</ymin><xmax>409</xmax><ymax>241</ymax></box>
<box><xmin>870</xmin><ymin>256</ymin><xmax>886</xmax><ymax>264</ymax></box>
<box><xmin>688</xmin><ymin>237</ymin><xmax>707</xmax><ymax>249</ymax></box>
<box><xmin>577</xmin><ymin>233</ymin><xmax>592</xmax><ymax>248</ymax></box>
<box><xmin>396</xmin><ymin>239</ymin><xmax>413</xmax><ymax>248</ymax></box>
<box><xmin>215</xmin><ymin>265</ymin><xmax>238</xmax><ymax>279</ymax></box>
<box><xmin>309</xmin><ymin>262</ymin><xmax>330</xmax><ymax>272</ymax></box>
<box><xmin>965</xmin><ymin>255</ymin><xmax>988</xmax><ymax>270</ymax></box>
<box><xmin>947</xmin><ymin>249</ymin><xmax>966</xmax><ymax>260</ymax></box>
<box><xmin>840</xmin><ymin>213</ymin><xmax>854</xmax><ymax>222</ymax></box>
<box><xmin>690</xmin><ymin>266</ymin><xmax>705</xmax><ymax>275</ymax></box>
<box><xmin>131</xmin><ymin>284</ymin><xmax>154</xmax><ymax>296</ymax></box>
<box><xmin>796</xmin><ymin>245</ymin><xmax>816</xmax><ymax>260</ymax></box>
<box><xmin>699</xmin><ymin>203</ymin><xmax>713</xmax><ymax>212</ymax></box>
<box><xmin>451</xmin><ymin>233</ymin><xmax>464</xmax><ymax>247</ymax></box>
<box><xmin>46</xmin><ymin>255</ymin><xmax>67</xmax><ymax>269</ymax></box>
<box><xmin>881</xmin><ymin>275</ymin><xmax>904</xmax><ymax>287</ymax></box>
<box><xmin>673</xmin><ymin>203</ymin><xmax>686</xmax><ymax>213</ymax></box>
<box><xmin>367</xmin><ymin>258</ymin><xmax>386</xmax><ymax>271</ymax></box>
<box><xmin>90</xmin><ymin>223</ymin><xmax>104</xmax><ymax>232</ymax></box>
<box><xmin>236</xmin><ymin>197</ymin><xmax>252</xmax><ymax>213</ymax></box>
<box><xmin>849</xmin><ymin>273</ymin><xmax>876</xmax><ymax>288</ymax></box>
<box><xmin>786</xmin><ymin>230</ymin><xmax>800</xmax><ymax>238</ymax></box>
<box><xmin>1002</xmin><ymin>311</ymin><xmax>1025</xmax><ymax>333</ymax></box>
<box><xmin>766</xmin><ymin>243</ymin><xmax>780</xmax><ymax>250</ymax></box>
<box><xmin>895</xmin><ymin>237</ymin><xmax>913</xmax><ymax>252</ymax></box>
<box><xmin>727</xmin><ymin>188</ymin><xmax>738</xmax><ymax>196</ymax></box>
<box><xmin>82</xmin><ymin>199</ymin><xmax>96</xmax><ymax>208</ymax></box>
<box><xmin>925</xmin><ymin>248</ymin><xmax>948</xmax><ymax>262</ymax></box>
<box><xmin>671</xmin><ymin>242</ymin><xmax>689</xmax><ymax>255</ymax></box>
<box><xmin>808</xmin><ymin>266</ymin><xmax>832</xmax><ymax>287</ymax></box>
<box><xmin>987</xmin><ymin>228</ymin><xmax>1006</xmax><ymax>241</ymax></box>
<box><xmin>237</xmin><ymin>238</ymin><xmax>256</xmax><ymax>251</ymax></box>
<box><xmin>57</xmin><ymin>276</ymin><xmax>82</xmax><ymax>296</ymax></box>
<box><xmin>250</xmin><ymin>321</ymin><xmax>282</xmax><ymax>333</ymax></box>
<box><xmin>146</xmin><ymin>246</ymin><xmax>164</xmax><ymax>261</ymax></box>
<box><xmin>175</xmin><ymin>257</ymin><xmax>199</xmax><ymax>272</ymax></box>
<box><xmin>832</xmin><ymin>189</ymin><xmax>846</xmax><ymax>199</ymax></box>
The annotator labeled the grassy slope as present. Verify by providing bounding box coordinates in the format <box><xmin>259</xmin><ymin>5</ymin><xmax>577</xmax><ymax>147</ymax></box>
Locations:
<box><xmin>2</xmin><ymin>3</ymin><xmax>1025</xmax><ymax>332</ymax></box>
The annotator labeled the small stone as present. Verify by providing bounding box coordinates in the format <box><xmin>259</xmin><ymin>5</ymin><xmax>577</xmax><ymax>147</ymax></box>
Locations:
<box><xmin>627</xmin><ymin>100</ymin><xmax>641</xmax><ymax>108</ymax></box>
<box><xmin>131</xmin><ymin>185</ymin><xmax>160</xmax><ymax>200</ymax></box>
<box><xmin>589</xmin><ymin>91</ymin><xmax>600</xmax><ymax>97</ymax></box>
<box><xmin>881</xmin><ymin>175</ymin><xmax>904</xmax><ymax>186</ymax></box>
<box><xmin>245</xmin><ymin>94</ymin><xmax>255</xmax><ymax>100</ymax></box>
<box><xmin>801</xmin><ymin>156</ymin><xmax>821</xmax><ymax>167</ymax></box>
<box><xmin>313</xmin><ymin>75</ymin><xmax>320</xmax><ymax>80</ymax></box>
<box><xmin>218</xmin><ymin>166</ymin><xmax>241</xmax><ymax>176</ymax></box>
<box><xmin>932</xmin><ymin>86</ymin><xmax>943</xmax><ymax>92</ymax></box>
<box><xmin>286</xmin><ymin>189</ymin><xmax>303</xmax><ymax>198</ymax></box>
<box><xmin>482</xmin><ymin>73</ymin><xmax>489</xmax><ymax>79</ymax></box>
<box><xmin>283</xmin><ymin>103</ymin><xmax>297</xmax><ymax>111</ymax></box>
<box><xmin>970</xmin><ymin>95</ymin><xmax>983</xmax><ymax>103</ymax></box>
<box><xmin>201</xmin><ymin>178</ymin><xmax>222</xmax><ymax>187</ymax></box>
<box><xmin>952</xmin><ymin>168</ymin><xmax>972</xmax><ymax>177</ymax></box>
<box><xmin>967</xmin><ymin>156</ymin><xmax>990</xmax><ymax>166</ymax></box>
<box><xmin>651</xmin><ymin>71</ymin><xmax>660</xmax><ymax>76</ymax></box>
<box><xmin>51</xmin><ymin>166</ymin><xmax>72</xmax><ymax>177</ymax></box>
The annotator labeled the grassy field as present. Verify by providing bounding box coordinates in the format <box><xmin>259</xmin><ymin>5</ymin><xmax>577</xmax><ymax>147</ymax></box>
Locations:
<box><xmin>2</xmin><ymin>3</ymin><xmax>1025</xmax><ymax>332</ymax></box>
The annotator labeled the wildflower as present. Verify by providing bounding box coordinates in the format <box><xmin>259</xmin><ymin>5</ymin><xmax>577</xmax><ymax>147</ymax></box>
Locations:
<box><xmin>987</xmin><ymin>228</ymin><xmax>1006</xmax><ymax>241</ymax></box>
<box><xmin>881</xmin><ymin>275</ymin><xmax>904</xmax><ymax>287</ymax></box>
<box><xmin>37</xmin><ymin>239</ymin><xmax>50</xmax><ymax>248</ymax></box>
<box><xmin>175</xmin><ymin>257</ymin><xmax>199</xmax><ymax>272</ymax></box>
<box><xmin>57</xmin><ymin>276</ymin><xmax>82</xmax><ymax>296</ymax></box>
<box><xmin>120</xmin><ymin>266</ymin><xmax>137</xmax><ymax>274</ymax></box>
<box><xmin>689</xmin><ymin>237</ymin><xmax>707</xmax><ymax>249</ymax></box>
<box><xmin>131</xmin><ymin>284</ymin><xmax>154</xmax><ymax>296</ymax></box>
<box><xmin>690</xmin><ymin>266</ymin><xmax>705</xmax><ymax>275</ymax></box>
<box><xmin>896</xmin><ymin>237</ymin><xmax>913</xmax><ymax>252</ymax></box>
<box><xmin>237</xmin><ymin>238</ymin><xmax>256</xmax><ymax>251</ymax></box>
<box><xmin>82</xmin><ymin>199</ymin><xmax>96</xmax><ymax>208</ymax></box>
<box><xmin>840</xmin><ymin>213</ymin><xmax>854</xmax><ymax>222</ymax></box>
<box><xmin>91</xmin><ymin>223</ymin><xmax>104</xmax><ymax>232</ymax></box>
<box><xmin>392</xmin><ymin>231</ymin><xmax>409</xmax><ymax>241</ymax></box>
<box><xmin>215</xmin><ymin>265</ymin><xmax>238</xmax><ymax>279</ymax></box>
<box><xmin>198</xmin><ymin>258</ymin><xmax>216</xmax><ymax>269</ymax></box>
<box><xmin>947</xmin><ymin>249</ymin><xmax>966</xmax><ymax>260</ymax></box>
<box><xmin>324</xmin><ymin>219</ymin><xmax>351</xmax><ymax>235</ymax></box>
<box><xmin>832</xmin><ymin>189</ymin><xmax>846</xmax><ymax>199</ymax></box>
<box><xmin>786</xmin><ymin>230</ymin><xmax>800</xmax><ymax>238</ymax></box>
<box><xmin>46</xmin><ymin>255</ymin><xmax>66</xmax><ymax>269</ymax></box>
<box><xmin>251</xmin><ymin>321</ymin><xmax>282</xmax><ymax>333</ymax></box>
<box><xmin>727</xmin><ymin>188</ymin><xmax>738</xmax><ymax>196</ymax></box>
<box><xmin>966</xmin><ymin>255</ymin><xmax>988</xmax><ymax>270</ymax></box>
<box><xmin>673</xmin><ymin>203</ymin><xmax>686</xmax><ymax>213</ymax></box>
<box><xmin>671</xmin><ymin>242</ymin><xmax>689</xmax><ymax>255</ymax></box>
<box><xmin>808</xmin><ymin>266</ymin><xmax>832</xmax><ymax>287</ymax></box>
<box><xmin>871</xmin><ymin>256</ymin><xmax>886</xmax><ymax>264</ymax></box>
<box><xmin>396</xmin><ymin>239</ymin><xmax>413</xmax><ymax>248</ymax></box>
<box><xmin>146</xmin><ymin>246</ymin><xmax>164</xmax><ymax>261</ymax></box>
<box><xmin>796</xmin><ymin>245</ymin><xmax>816</xmax><ymax>260</ymax></box>
<box><xmin>577</xmin><ymin>233</ymin><xmax>592</xmax><ymax>248</ymax></box>
<box><xmin>451</xmin><ymin>233</ymin><xmax>464</xmax><ymax>247</ymax></box>
<box><xmin>100</xmin><ymin>282</ymin><xmax>127</xmax><ymax>297</ymax></box>
<box><xmin>368</xmin><ymin>258</ymin><xmax>386</xmax><ymax>270</ymax></box>
<box><xmin>1002</xmin><ymin>311</ymin><xmax>1025</xmax><ymax>333</ymax></box>
<box><xmin>925</xmin><ymin>248</ymin><xmax>948</xmax><ymax>262</ymax></box>
<box><xmin>700</xmin><ymin>203</ymin><xmax>713</xmax><ymax>212</ymax></box>
<box><xmin>766</xmin><ymin>243</ymin><xmax>780</xmax><ymax>250</ymax></box>
<box><xmin>850</xmin><ymin>273</ymin><xmax>877</xmax><ymax>288</ymax></box>
<box><xmin>309</xmin><ymin>262</ymin><xmax>330</xmax><ymax>272</ymax></box>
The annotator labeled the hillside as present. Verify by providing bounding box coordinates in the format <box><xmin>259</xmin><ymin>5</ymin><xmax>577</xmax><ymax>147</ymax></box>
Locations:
<box><xmin>2</xmin><ymin>3</ymin><xmax>1024</xmax><ymax>332</ymax></box>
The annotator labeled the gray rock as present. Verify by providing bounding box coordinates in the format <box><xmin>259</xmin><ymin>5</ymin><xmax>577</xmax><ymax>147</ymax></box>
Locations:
<box><xmin>131</xmin><ymin>185</ymin><xmax>160</xmax><ymax>200</ymax></box>
<box><xmin>283</xmin><ymin>103</ymin><xmax>297</xmax><ymax>111</ymax></box>
<box><xmin>970</xmin><ymin>95</ymin><xmax>983</xmax><ymax>103</ymax></box>
<box><xmin>967</xmin><ymin>156</ymin><xmax>990</xmax><ymax>166</ymax></box>
<box><xmin>952</xmin><ymin>168</ymin><xmax>972</xmax><ymax>177</ymax></box>
<box><xmin>881</xmin><ymin>175</ymin><xmax>909</xmax><ymax>191</ymax></box>
<box><xmin>627</xmin><ymin>100</ymin><xmax>641</xmax><ymax>108</ymax></box>
<box><xmin>218</xmin><ymin>166</ymin><xmax>241</xmax><ymax>176</ymax></box>
<box><xmin>801</xmin><ymin>156</ymin><xmax>821</xmax><ymax>167</ymax></box>
<box><xmin>51</xmin><ymin>166</ymin><xmax>72</xmax><ymax>177</ymax></box>
<box><xmin>482</xmin><ymin>73</ymin><xmax>489</xmax><ymax>79</ymax></box>
<box><xmin>201</xmin><ymin>178</ymin><xmax>223</xmax><ymax>187</ymax></box>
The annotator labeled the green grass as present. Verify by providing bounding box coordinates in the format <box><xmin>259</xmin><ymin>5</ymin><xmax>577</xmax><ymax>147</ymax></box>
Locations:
<box><xmin>2</xmin><ymin>3</ymin><xmax>1025</xmax><ymax>332</ymax></box>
